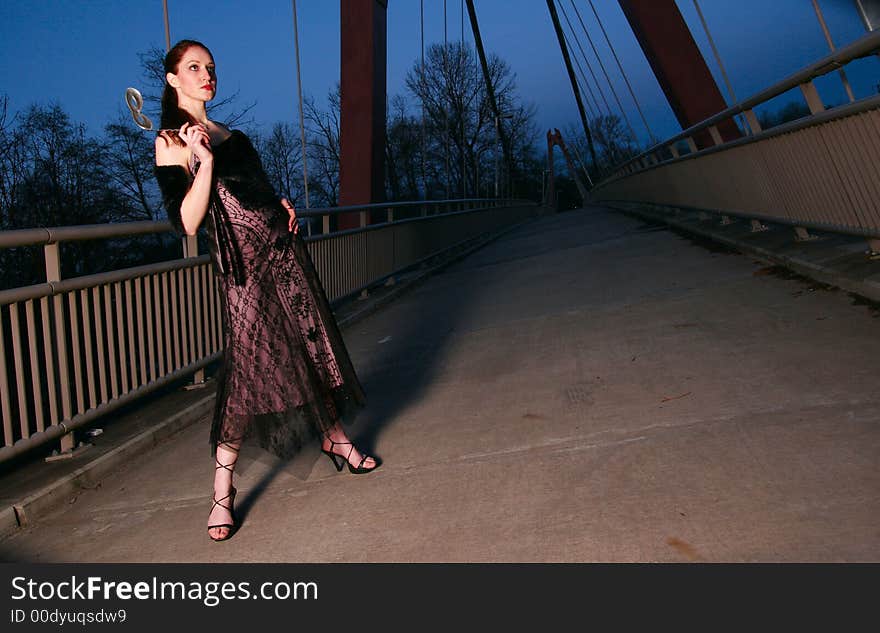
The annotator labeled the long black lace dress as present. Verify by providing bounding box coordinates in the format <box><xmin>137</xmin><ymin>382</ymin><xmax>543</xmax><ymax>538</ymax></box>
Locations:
<box><xmin>155</xmin><ymin>130</ymin><xmax>366</xmax><ymax>459</ymax></box>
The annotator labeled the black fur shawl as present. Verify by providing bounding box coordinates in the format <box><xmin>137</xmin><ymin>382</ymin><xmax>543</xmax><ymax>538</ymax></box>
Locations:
<box><xmin>154</xmin><ymin>130</ymin><xmax>282</xmax><ymax>286</ymax></box>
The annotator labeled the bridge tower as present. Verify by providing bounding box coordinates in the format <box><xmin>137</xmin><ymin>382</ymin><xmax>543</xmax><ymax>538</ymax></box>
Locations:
<box><xmin>339</xmin><ymin>0</ymin><xmax>388</xmax><ymax>229</ymax></box>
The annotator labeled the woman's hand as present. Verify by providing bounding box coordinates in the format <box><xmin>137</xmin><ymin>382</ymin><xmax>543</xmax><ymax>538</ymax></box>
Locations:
<box><xmin>281</xmin><ymin>198</ymin><xmax>299</xmax><ymax>234</ymax></box>
<box><xmin>180</xmin><ymin>122</ymin><xmax>213</xmax><ymax>163</ymax></box>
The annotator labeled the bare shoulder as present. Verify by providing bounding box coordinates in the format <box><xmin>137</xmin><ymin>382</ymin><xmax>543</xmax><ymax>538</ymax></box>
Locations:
<box><xmin>155</xmin><ymin>132</ymin><xmax>190</xmax><ymax>168</ymax></box>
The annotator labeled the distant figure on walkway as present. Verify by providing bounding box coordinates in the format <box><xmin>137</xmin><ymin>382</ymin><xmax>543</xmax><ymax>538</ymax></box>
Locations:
<box><xmin>152</xmin><ymin>40</ymin><xmax>379</xmax><ymax>542</ymax></box>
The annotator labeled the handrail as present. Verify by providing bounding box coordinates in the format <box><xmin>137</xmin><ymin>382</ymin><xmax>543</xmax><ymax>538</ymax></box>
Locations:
<box><xmin>0</xmin><ymin>199</ymin><xmax>534</xmax><ymax>303</ymax></box>
<box><xmin>0</xmin><ymin>198</ymin><xmax>515</xmax><ymax>249</ymax></box>
<box><xmin>297</xmin><ymin>197</ymin><xmax>511</xmax><ymax>217</ymax></box>
<box><xmin>604</xmin><ymin>29</ymin><xmax>880</xmax><ymax>179</ymax></box>
<box><xmin>597</xmin><ymin>92</ymin><xmax>880</xmax><ymax>189</ymax></box>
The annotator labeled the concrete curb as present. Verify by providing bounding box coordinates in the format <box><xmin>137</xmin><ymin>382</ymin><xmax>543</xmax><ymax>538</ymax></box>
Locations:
<box><xmin>3</xmin><ymin>394</ymin><xmax>215</xmax><ymax>538</ymax></box>
<box><xmin>607</xmin><ymin>203</ymin><xmax>880</xmax><ymax>303</ymax></box>
<box><xmin>0</xmin><ymin>507</ymin><xmax>17</xmax><ymax>541</ymax></box>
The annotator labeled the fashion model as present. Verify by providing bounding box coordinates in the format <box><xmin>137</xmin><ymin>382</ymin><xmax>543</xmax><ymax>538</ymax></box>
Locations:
<box><xmin>153</xmin><ymin>40</ymin><xmax>379</xmax><ymax>542</ymax></box>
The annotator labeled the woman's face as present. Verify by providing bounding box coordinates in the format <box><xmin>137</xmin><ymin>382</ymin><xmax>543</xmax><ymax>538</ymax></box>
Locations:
<box><xmin>167</xmin><ymin>46</ymin><xmax>216</xmax><ymax>104</ymax></box>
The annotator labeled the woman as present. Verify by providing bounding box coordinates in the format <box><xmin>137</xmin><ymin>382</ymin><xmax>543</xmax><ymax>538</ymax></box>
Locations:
<box><xmin>153</xmin><ymin>40</ymin><xmax>379</xmax><ymax>542</ymax></box>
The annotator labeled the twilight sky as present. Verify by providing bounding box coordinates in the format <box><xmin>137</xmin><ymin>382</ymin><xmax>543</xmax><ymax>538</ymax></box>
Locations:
<box><xmin>1</xmin><ymin>1</ymin><xmax>877</xmax><ymax>150</ymax></box>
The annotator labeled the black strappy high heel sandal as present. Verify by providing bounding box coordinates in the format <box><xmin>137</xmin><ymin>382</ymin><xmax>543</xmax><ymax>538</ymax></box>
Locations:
<box><xmin>321</xmin><ymin>438</ymin><xmax>380</xmax><ymax>474</ymax></box>
<box><xmin>208</xmin><ymin>444</ymin><xmax>239</xmax><ymax>541</ymax></box>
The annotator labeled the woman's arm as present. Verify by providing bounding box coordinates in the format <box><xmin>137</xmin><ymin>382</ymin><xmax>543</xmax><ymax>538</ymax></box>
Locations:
<box><xmin>154</xmin><ymin>123</ymin><xmax>214</xmax><ymax>236</ymax></box>
<box><xmin>280</xmin><ymin>197</ymin><xmax>299</xmax><ymax>234</ymax></box>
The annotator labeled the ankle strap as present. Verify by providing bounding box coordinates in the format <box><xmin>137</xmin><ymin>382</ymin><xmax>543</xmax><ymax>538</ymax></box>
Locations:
<box><xmin>215</xmin><ymin>442</ymin><xmax>240</xmax><ymax>473</ymax></box>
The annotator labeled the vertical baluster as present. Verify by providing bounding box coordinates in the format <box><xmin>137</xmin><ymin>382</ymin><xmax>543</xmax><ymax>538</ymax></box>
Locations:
<box><xmin>170</xmin><ymin>270</ymin><xmax>181</xmax><ymax>370</ymax></box>
<box><xmin>67</xmin><ymin>292</ymin><xmax>85</xmax><ymax>415</ymax></box>
<box><xmin>179</xmin><ymin>268</ymin><xmax>190</xmax><ymax>367</ymax></box>
<box><xmin>115</xmin><ymin>282</ymin><xmax>128</xmax><ymax>394</ymax></box>
<box><xmin>105</xmin><ymin>283</ymin><xmax>119</xmax><ymax>399</ymax></box>
<box><xmin>80</xmin><ymin>288</ymin><xmax>97</xmax><ymax>410</ymax></box>
<box><xmin>9</xmin><ymin>303</ymin><xmax>29</xmax><ymax>440</ymax></box>
<box><xmin>125</xmin><ymin>279</ymin><xmax>138</xmax><ymax>389</ymax></box>
<box><xmin>25</xmin><ymin>299</ymin><xmax>46</xmax><ymax>433</ymax></box>
<box><xmin>93</xmin><ymin>286</ymin><xmax>108</xmax><ymax>404</ymax></box>
<box><xmin>162</xmin><ymin>272</ymin><xmax>173</xmax><ymax>374</ymax></box>
<box><xmin>53</xmin><ymin>294</ymin><xmax>71</xmax><ymax>423</ymax></box>
<box><xmin>135</xmin><ymin>277</ymin><xmax>147</xmax><ymax>385</ymax></box>
<box><xmin>39</xmin><ymin>296</ymin><xmax>59</xmax><ymax>425</ymax></box>
<box><xmin>0</xmin><ymin>307</ymin><xmax>14</xmax><ymax>446</ymax></box>
<box><xmin>145</xmin><ymin>275</ymin><xmax>157</xmax><ymax>382</ymax></box>
<box><xmin>199</xmin><ymin>264</ymin><xmax>211</xmax><ymax>358</ymax></box>
<box><xmin>153</xmin><ymin>275</ymin><xmax>165</xmax><ymax>378</ymax></box>
<box><xmin>190</xmin><ymin>266</ymin><xmax>205</xmax><ymax>383</ymax></box>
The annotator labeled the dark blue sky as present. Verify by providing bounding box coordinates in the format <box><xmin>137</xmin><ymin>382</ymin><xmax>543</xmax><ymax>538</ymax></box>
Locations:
<box><xmin>1</xmin><ymin>1</ymin><xmax>877</xmax><ymax>148</ymax></box>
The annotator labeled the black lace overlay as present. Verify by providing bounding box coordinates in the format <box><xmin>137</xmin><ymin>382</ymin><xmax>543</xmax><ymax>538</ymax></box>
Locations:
<box><xmin>162</xmin><ymin>130</ymin><xmax>367</xmax><ymax>460</ymax></box>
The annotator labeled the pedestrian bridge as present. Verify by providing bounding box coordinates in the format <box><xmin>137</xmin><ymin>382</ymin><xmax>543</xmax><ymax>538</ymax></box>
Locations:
<box><xmin>1</xmin><ymin>205</ymin><xmax>878</xmax><ymax>561</ymax></box>
<box><xmin>0</xmin><ymin>23</ymin><xmax>878</xmax><ymax>562</ymax></box>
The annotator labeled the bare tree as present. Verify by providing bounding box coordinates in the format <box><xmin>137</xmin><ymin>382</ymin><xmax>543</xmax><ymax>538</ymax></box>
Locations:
<box><xmin>404</xmin><ymin>41</ymin><xmax>538</xmax><ymax>199</ymax></box>
<box><xmin>385</xmin><ymin>95</ymin><xmax>422</xmax><ymax>201</ymax></box>
<box><xmin>104</xmin><ymin>111</ymin><xmax>161</xmax><ymax>221</ymax></box>
<box><xmin>250</xmin><ymin>122</ymin><xmax>305</xmax><ymax>205</ymax></box>
<box><xmin>563</xmin><ymin>114</ymin><xmax>638</xmax><ymax>176</ymax></box>
<box><xmin>303</xmin><ymin>86</ymin><xmax>341</xmax><ymax>207</ymax></box>
<box><xmin>0</xmin><ymin>95</ymin><xmax>28</xmax><ymax>228</ymax></box>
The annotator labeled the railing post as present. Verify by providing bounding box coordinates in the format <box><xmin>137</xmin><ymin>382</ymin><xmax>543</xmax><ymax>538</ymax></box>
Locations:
<box><xmin>794</xmin><ymin>226</ymin><xmax>818</xmax><ymax>242</ymax></box>
<box><xmin>44</xmin><ymin>242</ymin><xmax>75</xmax><ymax>455</ymax></box>
<box><xmin>743</xmin><ymin>109</ymin><xmax>763</xmax><ymax>134</ymax></box>
<box><xmin>182</xmin><ymin>231</ymin><xmax>198</xmax><ymax>262</ymax></box>
<box><xmin>799</xmin><ymin>81</ymin><xmax>825</xmax><ymax>114</ymax></box>
<box><xmin>182</xmin><ymin>235</ymin><xmax>205</xmax><ymax>387</ymax></box>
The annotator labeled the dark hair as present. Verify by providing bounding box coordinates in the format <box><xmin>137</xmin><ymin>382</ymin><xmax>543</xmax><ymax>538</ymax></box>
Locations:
<box><xmin>159</xmin><ymin>39</ymin><xmax>212</xmax><ymax>143</ymax></box>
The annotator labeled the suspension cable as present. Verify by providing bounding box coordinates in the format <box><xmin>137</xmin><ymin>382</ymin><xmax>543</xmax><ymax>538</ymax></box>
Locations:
<box><xmin>162</xmin><ymin>0</ymin><xmax>171</xmax><ymax>51</ymax></box>
<box><xmin>546</xmin><ymin>0</ymin><xmax>599</xmax><ymax>172</ymax></box>
<box><xmin>460</xmin><ymin>0</ymin><xmax>467</xmax><ymax>197</ymax></box>
<box><xmin>810</xmin><ymin>0</ymin><xmax>856</xmax><ymax>102</ymax></box>
<box><xmin>691</xmin><ymin>0</ymin><xmax>749</xmax><ymax>134</ymax></box>
<box><xmin>291</xmin><ymin>0</ymin><xmax>310</xmax><ymax>209</ymax></box>
<box><xmin>560</xmin><ymin>27</ymin><xmax>601</xmax><ymax>122</ymax></box>
<box><xmin>567</xmin><ymin>0</ymin><xmax>638</xmax><ymax>144</ymax></box>
<box><xmin>443</xmin><ymin>0</ymin><xmax>450</xmax><ymax>198</ymax></box>
<box><xmin>559</xmin><ymin>2</ymin><xmax>611</xmax><ymax>116</ymax></box>
<box><xmin>587</xmin><ymin>0</ymin><xmax>654</xmax><ymax>142</ymax></box>
<box><xmin>568</xmin><ymin>141</ymin><xmax>594</xmax><ymax>188</ymax></box>
<box><xmin>420</xmin><ymin>0</ymin><xmax>427</xmax><ymax>198</ymax></box>
<box><xmin>558</xmin><ymin>1</ymin><xmax>611</xmax><ymax>118</ymax></box>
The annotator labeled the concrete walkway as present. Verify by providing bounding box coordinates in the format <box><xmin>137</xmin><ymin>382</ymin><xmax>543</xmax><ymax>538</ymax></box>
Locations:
<box><xmin>1</xmin><ymin>206</ymin><xmax>878</xmax><ymax>562</ymax></box>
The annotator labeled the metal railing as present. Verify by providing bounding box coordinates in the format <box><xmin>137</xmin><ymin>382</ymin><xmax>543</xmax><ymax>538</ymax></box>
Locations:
<box><xmin>592</xmin><ymin>29</ymin><xmax>880</xmax><ymax>244</ymax></box>
<box><xmin>0</xmin><ymin>198</ymin><xmax>543</xmax><ymax>463</ymax></box>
